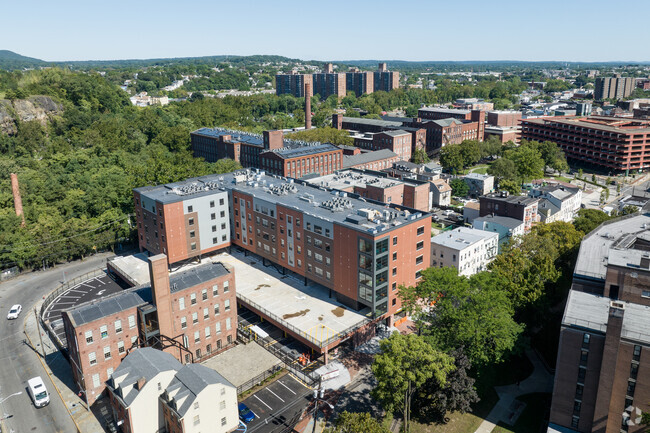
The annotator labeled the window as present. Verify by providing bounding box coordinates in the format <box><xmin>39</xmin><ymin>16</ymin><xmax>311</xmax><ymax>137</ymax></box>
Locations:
<box><xmin>188</xmin><ymin>217</ymin><xmax>194</xmax><ymax>226</ymax></box>
<box><xmin>630</xmin><ymin>363</ymin><xmax>639</xmax><ymax>379</ymax></box>
<box><xmin>359</xmin><ymin>238</ymin><xmax>373</xmax><ymax>254</ymax></box>
<box><xmin>131</xmin><ymin>335</ymin><xmax>138</xmax><ymax>345</ymax></box>
<box><xmin>393</xmin><ymin>252</ymin><xmax>397</xmax><ymax>261</ymax></box>
<box><xmin>100</xmin><ymin>325</ymin><xmax>108</xmax><ymax>339</ymax></box>
<box><xmin>224</xmin><ymin>281</ymin><xmax>230</xmax><ymax>293</ymax></box>
<box><xmin>92</xmin><ymin>374</ymin><xmax>100</xmax><ymax>389</ymax></box>
<box><xmin>221</xmin><ymin>387</ymin><xmax>226</xmax><ymax>395</ymax></box>
<box><xmin>579</xmin><ymin>350</ymin><xmax>588</xmax><ymax>366</ymax></box>
<box><xmin>213</xmin><ymin>284</ymin><xmax>219</xmax><ymax>297</ymax></box>
<box><xmin>210</xmin><ymin>200</ymin><xmax>215</xmax><ymax>208</ymax></box>
<box><xmin>216</xmin><ymin>322</ymin><xmax>222</xmax><ymax>334</ymax></box>
<box><xmin>194</xmin><ymin>401</ymin><xmax>200</xmax><ymax>410</ymax></box>
<box><xmin>191</xmin><ymin>242</ymin><xmax>196</xmax><ymax>251</ymax></box>
<box><xmin>89</xmin><ymin>352</ymin><xmax>97</xmax><ymax>366</ymax></box>
<box><xmin>85</xmin><ymin>330</ymin><xmax>93</xmax><ymax>344</ymax></box>
<box><xmin>214</xmin><ymin>303</ymin><xmax>220</xmax><ymax>315</ymax></box>
<box><xmin>205</xmin><ymin>326</ymin><xmax>211</xmax><ymax>339</ymax></box>
<box><xmin>415</xmin><ymin>270</ymin><xmax>422</xmax><ymax>279</ymax></box>
<box><xmin>220</xmin><ymin>400</ymin><xmax>226</xmax><ymax>410</ymax></box>
<box><xmin>220</xmin><ymin>211</ymin><xmax>225</xmax><ymax>218</ymax></box>
<box><xmin>633</xmin><ymin>345</ymin><xmax>641</xmax><ymax>361</ymax></box>
<box><xmin>194</xmin><ymin>331</ymin><xmax>200</xmax><ymax>343</ymax></box>
<box><xmin>573</xmin><ymin>400</ymin><xmax>581</xmax><ymax>416</ymax></box>
<box><xmin>392</xmin><ymin>268</ymin><xmax>397</xmax><ymax>276</ymax></box>
<box><xmin>212</xmin><ymin>225</ymin><xmax>217</xmax><ymax>232</ymax></box>
<box><xmin>226</xmin><ymin>318</ymin><xmax>232</xmax><ymax>330</ymax></box>
<box><xmin>643</xmin><ymin>290</ymin><xmax>650</xmax><ymax>298</ymax></box>
<box><xmin>627</xmin><ymin>380</ymin><xmax>636</xmax><ymax>396</ymax></box>
<box><xmin>202</xmin><ymin>289</ymin><xmax>208</xmax><ymax>300</ymax></box>
<box><xmin>190</xmin><ymin>293</ymin><xmax>197</xmax><ymax>305</ymax></box>
<box><xmin>107</xmin><ymin>367</ymin><xmax>114</xmax><ymax>378</ymax></box>
<box><xmin>582</xmin><ymin>333</ymin><xmax>590</xmax><ymax>348</ymax></box>
<box><xmin>203</xmin><ymin>307</ymin><xmax>209</xmax><ymax>319</ymax></box>
<box><xmin>417</xmin><ymin>226</ymin><xmax>425</xmax><ymax>236</ymax></box>
<box><xmin>571</xmin><ymin>417</ymin><xmax>579</xmax><ymax>429</ymax></box>
<box><xmin>211</xmin><ymin>213</ymin><xmax>216</xmax><ymax>220</ymax></box>
<box><xmin>220</xmin><ymin>198</ymin><xmax>224</xmax><ymax>206</ymax></box>
<box><xmin>187</xmin><ymin>205</ymin><xmax>193</xmax><ymax>213</ymax></box>
<box><xmin>114</xmin><ymin>320</ymin><xmax>122</xmax><ymax>334</ymax></box>
<box><xmin>193</xmin><ymin>415</ymin><xmax>200</xmax><ymax>426</ymax></box>
<box><xmin>213</xmin><ymin>237</ymin><xmax>218</xmax><ymax>244</ymax></box>
<box><xmin>416</xmin><ymin>241</ymin><xmax>424</xmax><ymax>250</ymax></box>
<box><xmin>577</xmin><ymin>367</ymin><xmax>586</xmax><ymax>382</ymax></box>
<box><xmin>416</xmin><ymin>255</ymin><xmax>424</xmax><ymax>265</ymax></box>
<box><xmin>376</xmin><ymin>239</ymin><xmax>388</xmax><ymax>254</ymax></box>
<box><xmin>118</xmin><ymin>341</ymin><xmax>125</xmax><ymax>354</ymax></box>
<box><xmin>104</xmin><ymin>345</ymin><xmax>111</xmax><ymax>360</ymax></box>
<box><xmin>224</xmin><ymin>299</ymin><xmax>231</xmax><ymax>311</ymax></box>
<box><xmin>192</xmin><ymin>312</ymin><xmax>198</xmax><ymax>324</ymax></box>
<box><xmin>190</xmin><ymin>230</ymin><xmax>195</xmax><ymax>238</ymax></box>
<box><xmin>575</xmin><ymin>383</ymin><xmax>583</xmax><ymax>399</ymax></box>
<box><xmin>393</xmin><ymin>236</ymin><xmax>398</xmax><ymax>245</ymax></box>
<box><xmin>181</xmin><ymin>317</ymin><xmax>187</xmax><ymax>329</ymax></box>
<box><xmin>178</xmin><ymin>297</ymin><xmax>185</xmax><ymax>311</ymax></box>
<box><xmin>221</xmin><ymin>417</ymin><xmax>227</xmax><ymax>427</ymax></box>
<box><xmin>392</xmin><ymin>282</ymin><xmax>397</xmax><ymax>291</ymax></box>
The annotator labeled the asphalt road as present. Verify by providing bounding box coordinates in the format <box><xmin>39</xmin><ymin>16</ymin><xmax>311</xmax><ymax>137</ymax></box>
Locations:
<box><xmin>0</xmin><ymin>253</ymin><xmax>113</xmax><ymax>433</ymax></box>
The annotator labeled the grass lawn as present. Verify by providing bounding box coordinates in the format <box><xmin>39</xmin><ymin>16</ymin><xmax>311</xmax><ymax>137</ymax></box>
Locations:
<box><xmin>470</xmin><ymin>164</ymin><xmax>490</xmax><ymax>175</ymax></box>
<box><xmin>408</xmin><ymin>354</ymin><xmax>534</xmax><ymax>433</ymax></box>
<box><xmin>491</xmin><ymin>393</ymin><xmax>552</xmax><ymax>433</ymax></box>
<box><xmin>551</xmin><ymin>175</ymin><xmax>573</xmax><ymax>183</ymax></box>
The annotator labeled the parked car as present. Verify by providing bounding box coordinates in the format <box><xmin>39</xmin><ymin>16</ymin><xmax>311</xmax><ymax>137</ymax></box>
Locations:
<box><xmin>28</xmin><ymin>376</ymin><xmax>50</xmax><ymax>408</ymax></box>
<box><xmin>7</xmin><ymin>304</ymin><xmax>22</xmax><ymax>320</ymax></box>
<box><xmin>432</xmin><ymin>214</ymin><xmax>440</xmax><ymax>222</ymax></box>
<box><xmin>238</xmin><ymin>402</ymin><xmax>255</xmax><ymax>423</ymax></box>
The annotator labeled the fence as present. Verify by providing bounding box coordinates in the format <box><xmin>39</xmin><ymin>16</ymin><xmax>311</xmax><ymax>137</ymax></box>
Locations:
<box><xmin>39</xmin><ymin>268</ymin><xmax>106</xmax><ymax>351</ymax></box>
<box><xmin>238</xmin><ymin>294</ymin><xmax>370</xmax><ymax>349</ymax></box>
<box><xmin>251</xmin><ymin>335</ymin><xmax>319</xmax><ymax>386</ymax></box>
<box><xmin>237</xmin><ymin>363</ymin><xmax>284</xmax><ymax>395</ymax></box>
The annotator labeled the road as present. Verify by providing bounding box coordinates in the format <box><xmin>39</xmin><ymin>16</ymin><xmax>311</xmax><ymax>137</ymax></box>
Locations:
<box><xmin>0</xmin><ymin>253</ymin><xmax>113</xmax><ymax>433</ymax></box>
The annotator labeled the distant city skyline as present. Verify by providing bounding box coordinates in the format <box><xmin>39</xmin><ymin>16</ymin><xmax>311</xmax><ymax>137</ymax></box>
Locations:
<box><xmin>3</xmin><ymin>0</ymin><xmax>650</xmax><ymax>63</ymax></box>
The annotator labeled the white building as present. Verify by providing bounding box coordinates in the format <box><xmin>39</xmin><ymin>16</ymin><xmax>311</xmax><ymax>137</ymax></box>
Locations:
<box><xmin>529</xmin><ymin>184</ymin><xmax>582</xmax><ymax>223</ymax></box>
<box><xmin>430</xmin><ymin>227</ymin><xmax>499</xmax><ymax>276</ymax></box>
<box><xmin>472</xmin><ymin>214</ymin><xmax>525</xmax><ymax>250</ymax></box>
<box><xmin>431</xmin><ymin>178</ymin><xmax>452</xmax><ymax>207</ymax></box>
<box><xmin>464</xmin><ymin>173</ymin><xmax>495</xmax><ymax>198</ymax></box>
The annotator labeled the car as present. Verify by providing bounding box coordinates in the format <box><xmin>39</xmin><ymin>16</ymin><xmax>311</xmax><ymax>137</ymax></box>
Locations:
<box><xmin>432</xmin><ymin>214</ymin><xmax>440</xmax><ymax>222</ymax></box>
<box><xmin>7</xmin><ymin>304</ymin><xmax>22</xmax><ymax>320</ymax></box>
<box><xmin>28</xmin><ymin>376</ymin><xmax>50</xmax><ymax>408</ymax></box>
<box><xmin>238</xmin><ymin>402</ymin><xmax>255</xmax><ymax>423</ymax></box>
<box><xmin>443</xmin><ymin>209</ymin><xmax>455</xmax><ymax>216</ymax></box>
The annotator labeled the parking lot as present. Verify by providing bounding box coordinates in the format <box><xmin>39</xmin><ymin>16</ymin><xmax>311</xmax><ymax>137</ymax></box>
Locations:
<box><xmin>241</xmin><ymin>374</ymin><xmax>312</xmax><ymax>433</ymax></box>
<box><xmin>42</xmin><ymin>272</ymin><xmax>128</xmax><ymax>346</ymax></box>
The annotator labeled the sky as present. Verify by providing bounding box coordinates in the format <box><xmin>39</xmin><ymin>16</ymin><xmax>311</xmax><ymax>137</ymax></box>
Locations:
<box><xmin>3</xmin><ymin>0</ymin><xmax>650</xmax><ymax>62</ymax></box>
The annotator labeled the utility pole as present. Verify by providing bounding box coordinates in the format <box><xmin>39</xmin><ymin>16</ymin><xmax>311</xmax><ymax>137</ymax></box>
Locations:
<box><xmin>34</xmin><ymin>308</ymin><xmax>45</xmax><ymax>358</ymax></box>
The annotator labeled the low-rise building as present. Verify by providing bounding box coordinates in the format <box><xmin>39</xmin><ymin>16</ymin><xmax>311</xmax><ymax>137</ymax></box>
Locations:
<box><xmin>430</xmin><ymin>227</ymin><xmax>498</xmax><ymax>276</ymax></box>
<box><xmin>529</xmin><ymin>185</ymin><xmax>582</xmax><ymax>223</ymax></box>
<box><xmin>472</xmin><ymin>214</ymin><xmax>525</xmax><ymax>249</ymax></box>
<box><xmin>483</xmin><ymin>125</ymin><xmax>519</xmax><ymax>143</ymax></box>
<box><xmin>259</xmin><ymin>143</ymin><xmax>343</xmax><ymax>179</ymax></box>
<box><xmin>431</xmin><ymin>179</ymin><xmax>452</xmax><ymax>207</ymax></box>
<box><xmin>352</xmin><ymin>130</ymin><xmax>412</xmax><ymax>161</ymax></box>
<box><xmin>479</xmin><ymin>192</ymin><xmax>540</xmax><ymax>232</ymax></box>
<box><xmin>342</xmin><ymin>149</ymin><xmax>402</xmax><ymax>171</ymax></box>
<box><xmin>487</xmin><ymin>110</ymin><xmax>522</xmax><ymax>127</ymax></box>
<box><xmin>463</xmin><ymin>202</ymin><xmax>481</xmax><ymax>224</ymax></box>
<box><xmin>464</xmin><ymin>173</ymin><xmax>494</xmax><ymax>198</ymax></box>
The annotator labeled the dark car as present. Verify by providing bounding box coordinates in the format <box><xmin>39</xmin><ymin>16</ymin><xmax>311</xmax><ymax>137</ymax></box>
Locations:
<box><xmin>239</xmin><ymin>403</ymin><xmax>255</xmax><ymax>423</ymax></box>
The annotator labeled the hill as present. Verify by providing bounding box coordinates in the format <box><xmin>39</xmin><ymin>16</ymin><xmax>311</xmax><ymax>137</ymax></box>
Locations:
<box><xmin>0</xmin><ymin>50</ymin><xmax>46</xmax><ymax>69</ymax></box>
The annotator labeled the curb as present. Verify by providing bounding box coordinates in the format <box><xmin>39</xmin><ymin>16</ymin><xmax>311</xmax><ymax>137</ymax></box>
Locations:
<box><xmin>23</xmin><ymin>310</ymin><xmax>83</xmax><ymax>433</ymax></box>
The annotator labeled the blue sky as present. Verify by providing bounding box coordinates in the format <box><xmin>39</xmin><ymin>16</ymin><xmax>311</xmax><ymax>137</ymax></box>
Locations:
<box><xmin>4</xmin><ymin>0</ymin><xmax>649</xmax><ymax>62</ymax></box>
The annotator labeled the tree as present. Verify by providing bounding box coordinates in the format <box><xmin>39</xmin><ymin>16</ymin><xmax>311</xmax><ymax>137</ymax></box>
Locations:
<box><xmin>401</xmin><ymin>268</ymin><xmax>523</xmax><ymax>367</ymax></box>
<box><xmin>533</xmin><ymin>140</ymin><xmax>568</xmax><ymax>172</ymax></box>
<box><xmin>372</xmin><ymin>333</ymin><xmax>454</xmax><ymax>433</ymax></box>
<box><xmin>488</xmin><ymin>157</ymin><xmax>518</xmax><ymax>181</ymax></box>
<box><xmin>450</xmin><ymin>178</ymin><xmax>469</xmax><ymax>197</ymax></box>
<box><xmin>497</xmin><ymin>179</ymin><xmax>521</xmax><ymax>195</ymax></box>
<box><xmin>286</xmin><ymin>127</ymin><xmax>353</xmax><ymax>146</ymax></box>
<box><xmin>417</xmin><ymin>347</ymin><xmax>479</xmax><ymax>422</ymax></box>
<box><xmin>459</xmin><ymin>140</ymin><xmax>481</xmax><ymax>167</ymax></box>
<box><xmin>439</xmin><ymin>144</ymin><xmax>464</xmax><ymax>173</ymax></box>
<box><xmin>323</xmin><ymin>412</ymin><xmax>390</xmax><ymax>433</ymax></box>
<box><xmin>506</xmin><ymin>144</ymin><xmax>545</xmax><ymax>182</ymax></box>
<box><xmin>412</xmin><ymin>148</ymin><xmax>430</xmax><ymax>164</ymax></box>
<box><xmin>573</xmin><ymin>208</ymin><xmax>612</xmax><ymax>234</ymax></box>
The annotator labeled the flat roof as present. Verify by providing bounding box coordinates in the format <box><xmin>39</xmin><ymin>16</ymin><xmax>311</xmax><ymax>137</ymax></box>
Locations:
<box><xmin>419</xmin><ymin>107</ymin><xmax>471</xmax><ymax>114</ymax></box>
<box><xmin>217</xmin><ymin>251</ymin><xmax>370</xmax><ymax>348</ymax></box>
<box><xmin>431</xmin><ymin>227</ymin><xmax>498</xmax><ymax>251</ymax></box>
<box><xmin>343</xmin><ymin>149</ymin><xmax>400</xmax><ymax>168</ymax></box>
<box><xmin>67</xmin><ymin>291</ymin><xmax>148</xmax><ymax>327</ymax></box>
<box><xmin>563</xmin><ymin>290</ymin><xmax>650</xmax><ymax>345</ymax></box>
<box><xmin>482</xmin><ymin>193</ymin><xmax>539</xmax><ymax>206</ymax></box>
<box><xmin>465</xmin><ymin>173</ymin><xmax>493</xmax><ymax>181</ymax></box>
<box><xmin>191</xmin><ymin>127</ymin><xmax>264</xmax><ymax>147</ymax></box>
<box><xmin>307</xmin><ymin>169</ymin><xmax>423</xmax><ymax>191</ymax></box>
<box><xmin>262</xmin><ymin>143</ymin><xmax>340</xmax><ymax>159</ymax></box>
<box><xmin>521</xmin><ymin>116</ymin><xmax>650</xmax><ymax>133</ymax></box>
<box><xmin>473</xmin><ymin>214</ymin><xmax>524</xmax><ymax>229</ymax></box>
<box><xmin>169</xmin><ymin>262</ymin><xmax>230</xmax><ymax>294</ymax></box>
<box><xmin>341</xmin><ymin>116</ymin><xmax>403</xmax><ymax>128</ymax></box>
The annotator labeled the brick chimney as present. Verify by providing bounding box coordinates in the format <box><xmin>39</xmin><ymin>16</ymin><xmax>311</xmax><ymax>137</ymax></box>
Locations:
<box><xmin>148</xmin><ymin>254</ymin><xmax>174</xmax><ymax>348</ymax></box>
<box><xmin>305</xmin><ymin>83</ymin><xmax>312</xmax><ymax>130</ymax></box>
<box><xmin>471</xmin><ymin>110</ymin><xmax>485</xmax><ymax>141</ymax></box>
<box><xmin>263</xmin><ymin>130</ymin><xmax>284</xmax><ymax>150</ymax></box>
<box><xmin>332</xmin><ymin>113</ymin><xmax>343</xmax><ymax>130</ymax></box>
<box><xmin>136</xmin><ymin>377</ymin><xmax>147</xmax><ymax>390</ymax></box>
<box><xmin>10</xmin><ymin>173</ymin><xmax>25</xmax><ymax>227</ymax></box>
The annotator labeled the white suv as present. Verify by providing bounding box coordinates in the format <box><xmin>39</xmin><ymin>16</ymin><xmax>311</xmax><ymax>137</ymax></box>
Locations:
<box><xmin>7</xmin><ymin>304</ymin><xmax>22</xmax><ymax>320</ymax></box>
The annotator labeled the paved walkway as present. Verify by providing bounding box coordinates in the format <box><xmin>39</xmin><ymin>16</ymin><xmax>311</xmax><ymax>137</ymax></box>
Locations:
<box><xmin>25</xmin><ymin>288</ymin><xmax>107</xmax><ymax>432</ymax></box>
<box><xmin>474</xmin><ymin>350</ymin><xmax>554</xmax><ymax>433</ymax></box>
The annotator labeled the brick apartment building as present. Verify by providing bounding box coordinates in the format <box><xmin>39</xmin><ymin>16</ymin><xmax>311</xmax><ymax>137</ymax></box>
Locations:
<box><xmin>63</xmin><ymin>256</ymin><xmax>238</xmax><ymax>405</ymax></box>
<box><xmin>259</xmin><ymin>143</ymin><xmax>343</xmax><ymax>178</ymax></box>
<box><xmin>352</xmin><ymin>130</ymin><xmax>413</xmax><ymax>161</ymax></box>
<box><xmin>312</xmin><ymin>72</ymin><xmax>346</xmax><ymax>99</ymax></box>
<box><xmin>306</xmin><ymin>168</ymin><xmax>431</xmax><ymax>212</ymax></box>
<box><xmin>549</xmin><ymin>211</ymin><xmax>650</xmax><ymax>433</ymax></box>
<box><xmin>519</xmin><ymin>116</ymin><xmax>650</xmax><ymax>172</ymax></box>
<box><xmin>418</xmin><ymin>107</ymin><xmax>475</xmax><ymax>121</ymax></box>
<box><xmin>190</xmin><ymin>128</ymin><xmax>284</xmax><ymax>165</ymax></box>
<box><xmin>479</xmin><ymin>192</ymin><xmax>539</xmax><ymax>232</ymax></box>
<box><xmin>346</xmin><ymin>68</ymin><xmax>374</xmax><ymax>96</ymax></box>
<box><xmin>374</xmin><ymin>63</ymin><xmax>400</xmax><ymax>92</ymax></box>
<box><xmin>275</xmin><ymin>71</ymin><xmax>313</xmax><ymax>98</ymax></box>
<box><xmin>595</xmin><ymin>75</ymin><xmax>636</xmax><ymax>101</ymax></box>
<box><xmin>135</xmin><ymin>170</ymin><xmax>431</xmax><ymax>322</ymax></box>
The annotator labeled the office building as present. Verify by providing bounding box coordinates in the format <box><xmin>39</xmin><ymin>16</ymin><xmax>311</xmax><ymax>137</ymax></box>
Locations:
<box><xmin>430</xmin><ymin>227</ymin><xmax>498</xmax><ymax>276</ymax></box>
<box><xmin>346</xmin><ymin>68</ymin><xmax>374</xmax><ymax>96</ymax></box>
<box><xmin>479</xmin><ymin>192</ymin><xmax>539</xmax><ymax>232</ymax></box>
<box><xmin>275</xmin><ymin>71</ymin><xmax>313</xmax><ymax>98</ymax></box>
<box><xmin>520</xmin><ymin>116</ymin><xmax>650</xmax><ymax>172</ymax></box>
<box><xmin>135</xmin><ymin>169</ymin><xmax>431</xmax><ymax>322</ymax></box>
<box><xmin>549</xmin><ymin>211</ymin><xmax>650</xmax><ymax>433</ymax></box>
<box><xmin>594</xmin><ymin>75</ymin><xmax>636</xmax><ymax>100</ymax></box>
<box><xmin>334</xmin><ymin>114</ymin><xmax>427</xmax><ymax>155</ymax></box>
<box><xmin>106</xmin><ymin>348</ymin><xmax>238</xmax><ymax>433</ymax></box>
<box><xmin>63</xmin><ymin>256</ymin><xmax>238</xmax><ymax>405</ymax></box>
<box><xmin>487</xmin><ymin>110</ymin><xmax>522</xmax><ymax>127</ymax></box>
<box><xmin>306</xmin><ymin>169</ymin><xmax>431</xmax><ymax>212</ymax></box>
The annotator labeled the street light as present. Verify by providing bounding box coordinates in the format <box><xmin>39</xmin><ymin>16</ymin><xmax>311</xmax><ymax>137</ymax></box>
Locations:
<box><xmin>312</xmin><ymin>388</ymin><xmax>334</xmax><ymax>433</ymax></box>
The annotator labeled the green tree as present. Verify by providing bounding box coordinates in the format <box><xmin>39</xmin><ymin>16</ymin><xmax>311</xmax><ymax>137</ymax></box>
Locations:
<box><xmin>459</xmin><ymin>140</ymin><xmax>481</xmax><ymax>167</ymax></box>
<box><xmin>412</xmin><ymin>148</ymin><xmax>430</xmax><ymax>164</ymax></box>
<box><xmin>450</xmin><ymin>178</ymin><xmax>469</xmax><ymax>197</ymax></box>
<box><xmin>573</xmin><ymin>208</ymin><xmax>612</xmax><ymax>234</ymax></box>
<box><xmin>286</xmin><ymin>127</ymin><xmax>353</xmax><ymax>146</ymax></box>
<box><xmin>372</xmin><ymin>333</ymin><xmax>454</xmax><ymax>433</ymax></box>
<box><xmin>497</xmin><ymin>179</ymin><xmax>521</xmax><ymax>195</ymax></box>
<box><xmin>506</xmin><ymin>144</ymin><xmax>545</xmax><ymax>182</ymax></box>
<box><xmin>439</xmin><ymin>144</ymin><xmax>464</xmax><ymax>173</ymax></box>
<box><xmin>487</xmin><ymin>157</ymin><xmax>518</xmax><ymax>181</ymax></box>
<box><xmin>323</xmin><ymin>412</ymin><xmax>390</xmax><ymax>433</ymax></box>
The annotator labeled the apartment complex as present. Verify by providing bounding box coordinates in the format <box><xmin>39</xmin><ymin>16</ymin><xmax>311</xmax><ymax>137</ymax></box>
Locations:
<box><xmin>63</xmin><ymin>256</ymin><xmax>238</xmax><ymax>404</ymax></box>
<box><xmin>418</xmin><ymin>108</ymin><xmax>486</xmax><ymax>149</ymax></box>
<box><xmin>519</xmin><ymin>116</ymin><xmax>650</xmax><ymax>172</ymax></box>
<box><xmin>306</xmin><ymin>168</ymin><xmax>431</xmax><ymax>212</ymax></box>
<box><xmin>313</xmin><ymin>71</ymin><xmax>346</xmax><ymax>99</ymax></box>
<box><xmin>334</xmin><ymin>114</ymin><xmax>426</xmax><ymax>154</ymax></box>
<box><xmin>549</xmin><ymin>211</ymin><xmax>650</xmax><ymax>433</ymax></box>
<box><xmin>135</xmin><ymin>169</ymin><xmax>431</xmax><ymax>321</ymax></box>
<box><xmin>346</xmin><ymin>68</ymin><xmax>374</xmax><ymax>96</ymax></box>
<box><xmin>275</xmin><ymin>71</ymin><xmax>313</xmax><ymax>98</ymax></box>
<box><xmin>374</xmin><ymin>63</ymin><xmax>400</xmax><ymax>92</ymax></box>
<box><xmin>352</xmin><ymin>130</ymin><xmax>413</xmax><ymax>161</ymax></box>
<box><xmin>430</xmin><ymin>227</ymin><xmax>498</xmax><ymax>277</ymax></box>
<box><xmin>106</xmin><ymin>348</ymin><xmax>238</xmax><ymax>433</ymax></box>
<box><xmin>595</xmin><ymin>75</ymin><xmax>636</xmax><ymax>100</ymax></box>
<box><xmin>479</xmin><ymin>192</ymin><xmax>539</xmax><ymax>232</ymax></box>
<box><xmin>529</xmin><ymin>184</ymin><xmax>582</xmax><ymax>223</ymax></box>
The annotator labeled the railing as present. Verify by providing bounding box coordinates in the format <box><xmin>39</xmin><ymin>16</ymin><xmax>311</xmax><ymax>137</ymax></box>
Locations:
<box><xmin>250</xmin><ymin>335</ymin><xmax>319</xmax><ymax>385</ymax></box>
<box><xmin>237</xmin><ymin>364</ymin><xmax>284</xmax><ymax>395</ymax></box>
<box><xmin>40</xmin><ymin>268</ymin><xmax>106</xmax><ymax>350</ymax></box>
<box><xmin>237</xmin><ymin>295</ymin><xmax>369</xmax><ymax>349</ymax></box>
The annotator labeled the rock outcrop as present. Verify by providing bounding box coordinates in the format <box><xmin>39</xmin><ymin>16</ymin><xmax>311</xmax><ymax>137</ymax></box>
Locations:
<box><xmin>0</xmin><ymin>96</ymin><xmax>63</xmax><ymax>135</ymax></box>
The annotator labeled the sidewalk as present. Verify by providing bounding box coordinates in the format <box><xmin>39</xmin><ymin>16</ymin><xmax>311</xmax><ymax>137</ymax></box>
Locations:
<box><xmin>474</xmin><ymin>350</ymin><xmax>553</xmax><ymax>433</ymax></box>
<box><xmin>24</xmin><ymin>294</ymin><xmax>106</xmax><ymax>432</ymax></box>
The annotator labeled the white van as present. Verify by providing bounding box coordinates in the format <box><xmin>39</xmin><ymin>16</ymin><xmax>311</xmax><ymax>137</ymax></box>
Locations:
<box><xmin>28</xmin><ymin>376</ymin><xmax>50</xmax><ymax>408</ymax></box>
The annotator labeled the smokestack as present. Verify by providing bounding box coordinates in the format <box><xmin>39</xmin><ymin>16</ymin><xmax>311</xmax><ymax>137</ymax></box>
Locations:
<box><xmin>10</xmin><ymin>173</ymin><xmax>25</xmax><ymax>227</ymax></box>
<box><xmin>305</xmin><ymin>83</ymin><xmax>312</xmax><ymax>130</ymax></box>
